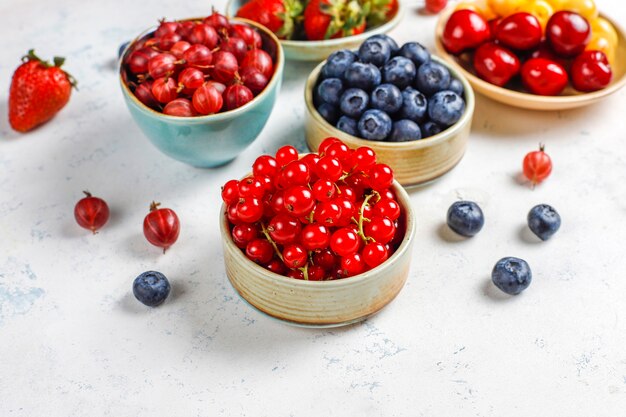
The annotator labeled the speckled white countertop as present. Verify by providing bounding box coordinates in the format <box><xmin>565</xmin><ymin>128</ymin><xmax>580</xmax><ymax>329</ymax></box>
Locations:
<box><xmin>1</xmin><ymin>0</ymin><xmax>626</xmax><ymax>415</ymax></box>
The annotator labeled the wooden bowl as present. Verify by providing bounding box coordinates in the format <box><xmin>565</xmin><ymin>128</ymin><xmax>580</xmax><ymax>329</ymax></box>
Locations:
<box><xmin>434</xmin><ymin>8</ymin><xmax>626</xmax><ymax>111</ymax></box>
<box><xmin>225</xmin><ymin>0</ymin><xmax>404</xmax><ymax>61</ymax></box>
<box><xmin>304</xmin><ymin>57</ymin><xmax>475</xmax><ymax>187</ymax></box>
<box><xmin>220</xmin><ymin>180</ymin><xmax>416</xmax><ymax>328</ymax></box>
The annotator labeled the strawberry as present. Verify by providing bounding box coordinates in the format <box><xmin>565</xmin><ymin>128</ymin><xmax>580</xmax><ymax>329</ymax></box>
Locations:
<box><xmin>303</xmin><ymin>0</ymin><xmax>367</xmax><ymax>40</ymax></box>
<box><xmin>364</xmin><ymin>0</ymin><xmax>398</xmax><ymax>27</ymax></box>
<box><xmin>237</xmin><ymin>0</ymin><xmax>303</xmax><ymax>40</ymax></box>
<box><xmin>8</xmin><ymin>50</ymin><xmax>76</xmax><ymax>133</ymax></box>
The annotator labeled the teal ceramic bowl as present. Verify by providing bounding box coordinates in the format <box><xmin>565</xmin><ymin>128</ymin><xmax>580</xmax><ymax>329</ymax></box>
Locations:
<box><xmin>119</xmin><ymin>18</ymin><xmax>285</xmax><ymax>168</ymax></box>
<box><xmin>225</xmin><ymin>0</ymin><xmax>404</xmax><ymax>61</ymax></box>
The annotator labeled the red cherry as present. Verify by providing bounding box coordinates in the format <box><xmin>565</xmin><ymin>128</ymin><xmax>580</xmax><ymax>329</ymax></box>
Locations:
<box><xmin>442</xmin><ymin>10</ymin><xmax>491</xmax><ymax>55</ymax></box>
<box><xmin>521</xmin><ymin>58</ymin><xmax>568</xmax><ymax>96</ymax></box>
<box><xmin>425</xmin><ymin>0</ymin><xmax>448</xmax><ymax>14</ymax></box>
<box><xmin>152</xmin><ymin>77</ymin><xmax>178</xmax><ymax>104</ymax></box>
<box><xmin>330</xmin><ymin>227</ymin><xmax>360</xmax><ymax>257</ymax></box>
<box><xmin>224</xmin><ymin>84</ymin><xmax>254</xmax><ymax>111</ymax></box>
<box><xmin>221</xmin><ymin>179</ymin><xmax>240</xmax><ymax>204</ymax></box>
<box><xmin>163</xmin><ymin>98</ymin><xmax>195</xmax><ymax>116</ymax></box>
<box><xmin>74</xmin><ymin>191</ymin><xmax>109</xmax><ymax>233</ymax></box>
<box><xmin>364</xmin><ymin>216</ymin><xmax>396</xmax><ymax>244</ymax></box>
<box><xmin>133</xmin><ymin>81</ymin><xmax>160</xmax><ymax>109</ymax></box>
<box><xmin>148</xmin><ymin>53</ymin><xmax>178</xmax><ymax>79</ymax></box>
<box><xmin>283</xmin><ymin>244</ymin><xmax>307</xmax><ymax>269</ymax></box>
<box><xmin>362</xmin><ymin>242</ymin><xmax>389</xmax><ymax>268</ymax></box>
<box><xmin>246</xmin><ymin>238</ymin><xmax>273</xmax><ymax>264</ymax></box>
<box><xmin>221</xmin><ymin>37</ymin><xmax>248</xmax><ymax>63</ymax></box>
<box><xmin>170</xmin><ymin>40</ymin><xmax>192</xmax><ymax>59</ymax></box>
<box><xmin>546</xmin><ymin>11</ymin><xmax>591</xmax><ymax>57</ymax></box>
<box><xmin>239</xmin><ymin>66</ymin><xmax>269</xmax><ymax>94</ymax></box>
<box><xmin>530</xmin><ymin>42</ymin><xmax>569</xmax><ymax>69</ymax></box>
<box><xmin>268</xmin><ymin>213</ymin><xmax>301</xmax><ymax>244</ymax></box>
<box><xmin>188</xmin><ymin>23</ymin><xmax>219</xmax><ymax>48</ymax></box>
<box><xmin>155</xmin><ymin>20</ymin><xmax>180</xmax><ymax>38</ymax></box>
<box><xmin>275</xmin><ymin>145</ymin><xmax>299</xmax><ymax>166</ymax></box>
<box><xmin>183</xmin><ymin>44</ymin><xmax>213</xmax><ymax>69</ymax></box>
<box><xmin>495</xmin><ymin>12</ymin><xmax>542</xmax><ymax>51</ymax></box>
<box><xmin>230</xmin><ymin>24</ymin><xmax>262</xmax><ymax>49</ymax></box>
<box><xmin>283</xmin><ymin>186</ymin><xmax>315</xmax><ymax>216</ymax></box>
<box><xmin>177</xmin><ymin>67</ymin><xmax>205</xmax><ymax>95</ymax></box>
<box><xmin>340</xmin><ymin>253</ymin><xmax>365</xmax><ymax>277</ymax></box>
<box><xmin>143</xmin><ymin>202</ymin><xmax>180</xmax><ymax>253</ymax></box>
<box><xmin>211</xmin><ymin>51</ymin><xmax>240</xmax><ymax>84</ymax></box>
<box><xmin>192</xmin><ymin>83</ymin><xmax>223</xmax><ymax>115</ymax></box>
<box><xmin>570</xmin><ymin>50</ymin><xmax>612</xmax><ymax>92</ymax></box>
<box><xmin>523</xmin><ymin>144</ymin><xmax>552</xmax><ymax>185</ymax></box>
<box><xmin>242</xmin><ymin>49</ymin><xmax>274</xmax><ymax>79</ymax></box>
<box><xmin>301</xmin><ymin>224</ymin><xmax>330</xmax><ymax>250</ymax></box>
<box><xmin>473</xmin><ymin>42</ymin><xmax>520</xmax><ymax>87</ymax></box>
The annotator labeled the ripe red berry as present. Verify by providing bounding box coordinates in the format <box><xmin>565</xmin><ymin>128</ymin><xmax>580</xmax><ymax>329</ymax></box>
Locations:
<box><xmin>373</xmin><ymin>198</ymin><xmax>401</xmax><ymax>221</ymax></box>
<box><xmin>523</xmin><ymin>144</ymin><xmax>552</xmax><ymax>185</ymax></box>
<box><xmin>239</xmin><ymin>66</ymin><xmax>269</xmax><ymax>94</ymax></box>
<box><xmin>211</xmin><ymin>51</ymin><xmax>239</xmax><ymax>84</ymax></box>
<box><xmin>148</xmin><ymin>53</ymin><xmax>178</xmax><ymax>79</ymax></box>
<box><xmin>246</xmin><ymin>238</ymin><xmax>273</xmax><ymax>264</ymax></box>
<box><xmin>152</xmin><ymin>77</ymin><xmax>178</xmax><ymax>103</ymax></box>
<box><xmin>163</xmin><ymin>98</ymin><xmax>195</xmax><ymax>117</ymax></box>
<box><xmin>192</xmin><ymin>83</ymin><xmax>223</xmax><ymax>115</ymax></box>
<box><xmin>223</xmin><ymin>84</ymin><xmax>254</xmax><ymax>110</ymax></box>
<box><xmin>188</xmin><ymin>23</ymin><xmax>219</xmax><ymax>48</ymax></box>
<box><xmin>242</xmin><ymin>49</ymin><xmax>274</xmax><ymax>79</ymax></box>
<box><xmin>155</xmin><ymin>20</ymin><xmax>180</xmax><ymax>38</ymax></box>
<box><xmin>283</xmin><ymin>244</ymin><xmax>307</xmax><ymax>269</ymax></box>
<box><xmin>74</xmin><ymin>191</ymin><xmax>109</xmax><ymax>233</ymax></box>
<box><xmin>275</xmin><ymin>145</ymin><xmax>299</xmax><ymax>166</ymax></box>
<box><xmin>268</xmin><ymin>213</ymin><xmax>301</xmax><ymax>244</ymax></box>
<box><xmin>308</xmin><ymin>265</ymin><xmax>326</xmax><ymax>281</ymax></box>
<box><xmin>301</xmin><ymin>224</ymin><xmax>330</xmax><ymax>250</ymax></box>
<box><xmin>183</xmin><ymin>44</ymin><xmax>213</xmax><ymax>69</ymax></box>
<box><xmin>368</xmin><ymin>164</ymin><xmax>394</xmax><ymax>191</ymax></box>
<box><xmin>314</xmin><ymin>200</ymin><xmax>343</xmax><ymax>226</ymax></box>
<box><xmin>313</xmin><ymin>248</ymin><xmax>337</xmax><ymax>270</ymax></box>
<box><xmin>340</xmin><ymin>253</ymin><xmax>365</xmax><ymax>277</ymax></box>
<box><xmin>283</xmin><ymin>186</ymin><xmax>315</xmax><ymax>216</ymax></box>
<box><xmin>330</xmin><ymin>227</ymin><xmax>360</xmax><ymax>257</ymax></box>
<box><xmin>143</xmin><ymin>201</ymin><xmax>180</xmax><ymax>253</ymax></box>
<box><xmin>280</xmin><ymin>161</ymin><xmax>311</xmax><ymax>186</ymax></box>
<box><xmin>232</xmin><ymin>223</ymin><xmax>258</xmax><ymax>248</ymax></box>
<box><xmin>265</xmin><ymin>258</ymin><xmax>287</xmax><ymax>275</ymax></box>
<box><xmin>221</xmin><ymin>179</ymin><xmax>240</xmax><ymax>204</ymax></box>
<box><xmin>312</xmin><ymin>179</ymin><xmax>336</xmax><ymax>201</ymax></box>
<box><xmin>133</xmin><ymin>81</ymin><xmax>159</xmax><ymax>109</ymax></box>
<box><xmin>177</xmin><ymin>67</ymin><xmax>205</xmax><ymax>95</ymax></box>
<box><xmin>315</xmin><ymin>156</ymin><xmax>343</xmax><ymax>181</ymax></box>
<box><xmin>238</xmin><ymin>176</ymin><xmax>265</xmax><ymax>198</ymax></box>
<box><xmin>169</xmin><ymin>40</ymin><xmax>191</xmax><ymax>59</ymax></box>
<box><xmin>364</xmin><ymin>216</ymin><xmax>396</xmax><ymax>244</ymax></box>
<box><xmin>230</xmin><ymin>24</ymin><xmax>262</xmax><ymax>49</ymax></box>
<box><xmin>253</xmin><ymin>155</ymin><xmax>280</xmax><ymax>178</ymax></box>
<box><xmin>362</xmin><ymin>242</ymin><xmax>389</xmax><ymax>268</ymax></box>
<box><xmin>236</xmin><ymin>197</ymin><xmax>264</xmax><ymax>223</ymax></box>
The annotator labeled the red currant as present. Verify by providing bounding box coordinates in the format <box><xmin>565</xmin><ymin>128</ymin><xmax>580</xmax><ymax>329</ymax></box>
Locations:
<box><xmin>361</xmin><ymin>242</ymin><xmax>389</xmax><ymax>268</ymax></box>
<box><xmin>221</xmin><ymin>179</ymin><xmax>240</xmax><ymax>204</ymax></box>
<box><xmin>301</xmin><ymin>224</ymin><xmax>330</xmax><ymax>250</ymax></box>
<box><xmin>330</xmin><ymin>227</ymin><xmax>360</xmax><ymax>257</ymax></box>
<box><xmin>315</xmin><ymin>156</ymin><xmax>342</xmax><ymax>182</ymax></box>
<box><xmin>265</xmin><ymin>258</ymin><xmax>287</xmax><ymax>275</ymax></box>
<box><xmin>236</xmin><ymin>197</ymin><xmax>263</xmax><ymax>223</ymax></box>
<box><xmin>232</xmin><ymin>223</ymin><xmax>258</xmax><ymax>248</ymax></box>
<box><xmin>246</xmin><ymin>238</ymin><xmax>273</xmax><ymax>264</ymax></box>
<box><xmin>312</xmin><ymin>179</ymin><xmax>336</xmax><ymax>201</ymax></box>
<box><xmin>325</xmin><ymin>141</ymin><xmax>350</xmax><ymax>162</ymax></box>
<box><xmin>373</xmin><ymin>198</ymin><xmax>401</xmax><ymax>221</ymax></box>
<box><xmin>368</xmin><ymin>164</ymin><xmax>394</xmax><ymax>191</ymax></box>
<box><xmin>283</xmin><ymin>186</ymin><xmax>314</xmax><ymax>216</ymax></box>
<box><xmin>253</xmin><ymin>155</ymin><xmax>279</xmax><ymax>178</ymax></box>
<box><xmin>313</xmin><ymin>200</ymin><xmax>342</xmax><ymax>226</ymax></box>
<box><xmin>74</xmin><ymin>191</ymin><xmax>109</xmax><ymax>233</ymax></box>
<box><xmin>308</xmin><ymin>265</ymin><xmax>326</xmax><ymax>281</ymax></box>
<box><xmin>364</xmin><ymin>216</ymin><xmax>396</xmax><ymax>244</ymax></box>
<box><xmin>283</xmin><ymin>244</ymin><xmax>307</xmax><ymax>269</ymax></box>
<box><xmin>268</xmin><ymin>213</ymin><xmax>301</xmax><ymax>244</ymax></box>
<box><xmin>237</xmin><ymin>176</ymin><xmax>265</xmax><ymax>198</ymax></box>
<box><xmin>337</xmin><ymin>185</ymin><xmax>356</xmax><ymax>202</ymax></box>
<box><xmin>280</xmin><ymin>161</ymin><xmax>310</xmax><ymax>187</ymax></box>
<box><xmin>319</xmin><ymin>137</ymin><xmax>342</xmax><ymax>155</ymax></box>
<box><xmin>275</xmin><ymin>145</ymin><xmax>299</xmax><ymax>166</ymax></box>
<box><xmin>333</xmin><ymin>198</ymin><xmax>356</xmax><ymax>227</ymax></box>
<box><xmin>287</xmin><ymin>269</ymin><xmax>305</xmax><ymax>280</ymax></box>
<box><xmin>143</xmin><ymin>201</ymin><xmax>180</xmax><ymax>253</ymax></box>
<box><xmin>351</xmin><ymin>146</ymin><xmax>376</xmax><ymax>171</ymax></box>
<box><xmin>227</xmin><ymin>203</ymin><xmax>241</xmax><ymax>224</ymax></box>
<box><xmin>340</xmin><ymin>253</ymin><xmax>365</xmax><ymax>277</ymax></box>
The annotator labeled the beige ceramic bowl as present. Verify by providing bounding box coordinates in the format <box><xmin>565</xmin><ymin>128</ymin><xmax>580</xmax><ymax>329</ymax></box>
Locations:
<box><xmin>220</xmin><ymin>180</ymin><xmax>416</xmax><ymax>327</ymax></box>
<box><xmin>304</xmin><ymin>56</ymin><xmax>475</xmax><ymax>187</ymax></box>
<box><xmin>434</xmin><ymin>8</ymin><xmax>626</xmax><ymax>110</ymax></box>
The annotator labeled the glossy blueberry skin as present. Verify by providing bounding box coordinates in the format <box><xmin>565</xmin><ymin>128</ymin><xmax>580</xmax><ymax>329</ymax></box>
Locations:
<box><xmin>528</xmin><ymin>204</ymin><xmax>561</xmax><ymax>241</ymax></box>
<box><xmin>428</xmin><ymin>90</ymin><xmax>465</xmax><ymax>127</ymax></box>
<box><xmin>336</xmin><ymin>115</ymin><xmax>358</xmax><ymax>136</ymax></box>
<box><xmin>447</xmin><ymin>201</ymin><xmax>484</xmax><ymax>237</ymax></box>
<box><xmin>415</xmin><ymin>61</ymin><xmax>451</xmax><ymax>96</ymax></box>
<box><xmin>368</xmin><ymin>34</ymin><xmax>400</xmax><ymax>55</ymax></box>
<box><xmin>399</xmin><ymin>42</ymin><xmax>431</xmax><ymax>68</ymax></box>
<box><xmin>448</xmin><ymin>78</ymin><xmax>464</xmax><ymax>97</ymax></box>
<box><xmin>422</xmin><ymin>121</ymin><xmax>443</xmax><ymax>137</ymax></box>
<box><xmin>371</xmin><ymin>84</ymin><xmax>403</xmax><ymax>114</ymax></box>
<box><xmin>358</xmin><ymin>109</ymin><xmax>393</xmax><ymax>141</ymax></box>
<box><xmin>389</xmin><ymin>119</ymin><xmax>422</xmax><ymax>142</ymax></box>
<box><xmin>492</xmin><ymin>257</ymin><xmax>532</xmax><ymax>295</ymax></box>
<box><xmin>383</xmin><ymin>57</ymin><xmax>417</xmax><ymax>90</ymax></box>
<box><xmin>317</xmin><ymin>78</ymin><xmax>344</xmax><ymax>106</ymax></box>
<box><xmin>344</xmin><ymin>62</ymin><xmax>382</xmax><ymax>91</ymax></box>
<box><xmin>133</xmin><ymin>271</ymin><xmax>171</xmax><ymax>307</ymax></box>
<box><xmin>321</xmin><ymin>49</ymin><xmax>357</xmax><ymax>79</ymax></box>
<box><xmin>358</xmin><ymin>37</ymin><xmax>392</xmax><ymax>67</ymax></box>
<box><xmin>317</xmin><ymin>102</ymin><xmax>339</xmax><ymax>124</ymax></box>
<box><xmin>118</xmin><ymin>41</ymin><xmax>130</xmax><ymax>58</ymax></box>
<box><xmin>339</xmin><ymin>88</ymin><xmax>369</xmax><ymax>119</ymax></box>
<box><xmin>400</xmin><ymin>87</ymin><xmax>428</xmax><ymax>122</ymax></box>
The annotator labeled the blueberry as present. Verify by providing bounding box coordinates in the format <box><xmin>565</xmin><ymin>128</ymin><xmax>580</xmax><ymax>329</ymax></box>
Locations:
<box><xmin>317</xmin><ymin>102</ymin><xmax>339</xmax><ymax>124</ymax></box>
<box><xmin>428</xmin><ymin>90</ymin><xmax>465</xmax><ymax>126</ymax></box>
<box><xmin>422</xmin><ymin>121</ymin><xmax>443</xmax><ymax>137</ymax></box>
<box><xmin>383</xmin><ymin>57</ymin><xmax>417</xmax><ymax>89</ymax></box>
<box><xmin>358</xmin><ymin>37</ymin><xmax>392</xmax><ymax>67</ymax></box>
<box><xmin>339</xmin><ymin>88</ymin><xmax>369</xmax><ymax>118</ymax></box>
<box><xmin>446</xmin><ymin>201</ymin><xmax>484</xmax><ymax>237</ymax></box>
<box><xmin>389</xmin><ymin>119</ymin><xmax>422</xmax><ymax>142</ymax></box>
<box><xmin>399</xmin><ymin>42</ymin><xmax>431</xmax><ymax>68</ymax></box>
<box><xmin>415</xmin><ymin>61</ymin><xmax>451</xmax><ymax>96</ymax></box>
<box><xmin>316</xmin><ymin>78</ymin><xmax>344</xmax><ymax>106</ymax></box>
<box><xmin>358</xmin><ymin>109</ymin><xmax>393</xmax><ymax>141</ymax></box>
<box><xmin>133</xmin><ymin>271</ymin><xmax>171</xmax><ymax>307</ymax></box>
<box><xmin>449</xmin><ymin>78</ymin><xmax>464</xmax><ymax>97</ymax></box>
<box><xmin>527</xmin><ymin>204</ymin><xmax>561</xmax><ymax>241</ymax></box>
<box><xmin>400</xmin><ymin>87</ymin><xmax>427</xmax><ymax>122</ymax></box>
<box><xmin>321</xmin><ymin>49</ymin><xmax>358</xmax><ymax>79</ymax></box>
<box><xmin>336</xmin><ymin>115</ymin><xmax>358</xmax><ymax>136</ymax></box>
<box><xmin>344</xmin><ymin>62</ymin><xmax>382</xmax><ymax>91</ymax></box>
<box><xmin>370</xmin><ymin>84</ymin><xmax>403</xmax><ymax>114</ymax></box>
<box><xmin>368</xmin><ymin>34</ymin><xmax>400</xmax><ymax>55</ymax></box>
<box><xmin>118</xmin><ymin>41</ymin><xmax>130</xmax><ymax>59</ymax></box>
<box><xmin>492</xmin><ymin>257</ymin><xmax>532</xmax><ymax>295</ymax></box>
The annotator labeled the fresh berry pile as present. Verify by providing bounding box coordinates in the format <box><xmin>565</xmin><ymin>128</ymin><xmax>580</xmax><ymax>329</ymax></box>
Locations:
<box><xmin>443</xmin><ymin>0</ymin><xmax>615</xmax><ymax>94</ymax></box>
<box><xmin>121</xmin><ymin>11</ymin><xmax>275</xmax><ymax>117</ymax></box>
<box><xmin>314</xmin><ymin>35</ymin><xmax>466</xmax><ymax>142</ymax></box>
<box><xmin>236</xmin><ymin>0</ymin><xmax>399</xmax><ymax>41</ymax></box>
<box><xmin>221</xmin><ymin>137</ymin><xmax>406</xmax><ymax>280</ymax></box>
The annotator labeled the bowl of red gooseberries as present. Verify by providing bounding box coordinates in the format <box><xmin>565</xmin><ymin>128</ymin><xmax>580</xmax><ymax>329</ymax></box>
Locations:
<box><xmin>220</xmin><ymin>137</ymin><xmax>416</xmax><ymax>327</ymax></box>
<box><xmin>119</xmin><ymin>12</ymin><xmax>284</xmax><ymax>167</ymax></box>
<box><xmin>434</xmin><ymin>0</ymin><xmax>626</xmax><ymax>110</ymax></box>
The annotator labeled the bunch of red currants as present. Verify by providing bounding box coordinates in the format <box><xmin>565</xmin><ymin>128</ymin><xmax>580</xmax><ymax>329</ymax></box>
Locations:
<box><xmin>121</xmin><ymin>11</ymin><xmax>275</xmax><ymax>116</ymax></box>
<box><xmin>221</xmin><ymin>137</ymin><xmax>406</xmax><ymax>280</ymax></box>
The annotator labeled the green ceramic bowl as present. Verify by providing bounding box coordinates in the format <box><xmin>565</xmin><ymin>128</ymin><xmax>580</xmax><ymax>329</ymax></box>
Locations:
<box><xmin>225</xmin><ymin>0</ymin><xmax>404</xmax><ymax>61</ymax></box>
<box><xmin>119</xmin><ymin>18</ymin><xmax>284</xmax><ymax>168</ymax></box>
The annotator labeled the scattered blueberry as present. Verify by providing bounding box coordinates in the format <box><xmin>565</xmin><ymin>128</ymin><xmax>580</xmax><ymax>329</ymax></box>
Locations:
<box><xmin>389</xmin><ymin>120</ymin><xmax>422</xmax><ymax>142</ymax></box>
<box><xmin>415</xmin><ymin>61</ymin><xmax>451</xmax><ymax>96</ymax></box>
<box><xmin>344</xmin><ymin>62</ymin><xmax>382</xmax><ymax>91</ymax></box>
<box><xmin>383</xmin><ymin>57</ymin><xmax>417</xmax><ymax>90</ymax></box>
<box><xmin>316</xmin><ymin>78</ymin><xmax>344</xmax><ymax>106</ymax></box>
<box><xmin>368</xmin><ymin>34</ymin><xmax>400</xmax><ymax>55</ymax></box>
<box><xmin>339</xmin><ymin>88</ymin><xmax>369</xmax><ymax>118</ymax></box>
<box><xmin>446</xmin><ymin>201</ymin><xmax>484</xmax><ymax>237</ymax></box>
<box><xmin>336</xmin><ymin>115</ymin><xmax>358</xmax><ymax>136</ymax></box>
<box><xmin>422</xmin><ymin>121</ymin><xmax>442</xmax><ymax>137</ymax></box>
<box><xmin>491</xmin><ymin>257</ymin><xmax>532</xmax><ymax>295</ymax></box>
<box><xmin>428</xmin><ymin>91</ymin><xmax>465</xmax><ymax>126</ymax></box>
<box><xmin>118</xmin><ymin>41</ymin><xmax>130</xmax><ymax>58</ymax></box>
<box><xmin>448</xmin><ymin>78</ymin><xmax>464</xmax><ymax>97</ymax></box>
<box><xmin>358</xmin><ymin>109</ymin><xmax>393</xmax><ymax>141</ymax></box>
<box><xmin>370</xmin><ymin>83</ymin><xmax>403</xmax><ymax>114</ymax></box>
<box><xmin>133</xmin><ymin>271</ymin><xmax>171</xmax><ymax>307</ymax></box>
<box><xmin>527</xmin><ymin>204</ymin><xmax>561</xmax><ymax>241</ymax></box>
<box><xmin>400</xmin><ymin>87</ymin><xmax>428</xmax><ymax>122</ymax></box>
<box><xmin>399</xmin><ymin>42</ymin><xmax>431</xmax><ymax>68</ymax></box>
<box><xmin>358</xmin><ymin>37</ymin><xmax>392</xmax><ymax>67</ymax></box>
<box><xmin>321</xmin><ymin>49</ymin><xmax>357</xmax><ymax>79</ymax></box>
<box><xmin>317</xmin><ymin>102</ymin><xmax>339</xmax><ymax>124</ymax></box>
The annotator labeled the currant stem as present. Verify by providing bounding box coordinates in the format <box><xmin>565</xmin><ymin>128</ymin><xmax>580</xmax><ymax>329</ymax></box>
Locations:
<box><xmin>298</xmin><ymin>262</ymin><xmax>309</xmax><ymax>281</ymax></box>
<box><xmin>357</xmin><ymin>191</ymin><xmax>379</xmax><ymax>243</ymax></box>
<box><xmin>261</xmin><ymin>222</ymin><xmax>284</xmax><ymax>262</ymax></box>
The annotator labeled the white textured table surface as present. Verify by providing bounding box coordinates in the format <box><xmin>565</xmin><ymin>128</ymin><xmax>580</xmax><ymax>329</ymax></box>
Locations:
<box><xmin>2</xmin><ymin>0</ymin><xmax>626</xmax><ymax>415</ymax></box>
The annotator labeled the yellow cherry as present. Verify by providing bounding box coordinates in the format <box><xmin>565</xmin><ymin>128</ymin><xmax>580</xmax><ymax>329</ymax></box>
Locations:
<box><xmin>488</xmin><ymin>0</ymin><xmax>526</xmax><ymax>17</ymax></box>
<box><xmin>561</xmin><ymin>0</ymin><xmax>598</xmax><ymax>21</ymax></box>
<box><xmin>516</xmin><ymin>0</ymin><xmax>554</xmax><ymax>29</ymax></box>
<box><xmin>586</xmin><ymin>35</ymin><xmax>616</xmax><ymax>65</ymax></box>
<box><xmin>591</xmin><ymin>17</ymin><xmax>618</xmax><ymax>46</ymax></box>
<box><xmin>455</xmin><ymin>0</ymin><xmax>498</xmax><ymax>21</ymax></box>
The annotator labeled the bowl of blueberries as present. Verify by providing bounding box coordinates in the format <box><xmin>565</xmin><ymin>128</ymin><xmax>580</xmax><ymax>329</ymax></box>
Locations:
<box><xmin>304</xmin><ymin>34</ymin><xmax>475</xmax><ymax>186</ymax></box>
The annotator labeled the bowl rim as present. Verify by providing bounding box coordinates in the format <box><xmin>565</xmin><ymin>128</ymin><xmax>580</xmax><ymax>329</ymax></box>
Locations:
<box><xmin>304</xmin><ymin>55</ymin><xmax>476</xmax><ymax>150</ymax></box>
<box><xmin>220</xmin><ymin>178</ymin><xmax>416</xmax><ymax>288</ymax></box>
<box><xmin>433</xmin><ymin>7</ymin><xmax>626</xmax><ymax>105</ymax></box>
<box><xmin>225</xmin><ymin>0</ymin><xmax>405</xmax><ymax>47</ymax></box>
<box><xmin>118</xmin><ymin>17</ymin><xmax>285</xmax><ymax>123</ymax></box>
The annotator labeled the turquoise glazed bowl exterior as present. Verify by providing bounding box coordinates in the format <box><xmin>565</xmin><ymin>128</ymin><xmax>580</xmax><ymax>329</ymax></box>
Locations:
<box><xmin>119</xmin><ymin>18</ymin><xmax>284</xmax><ymax>168</ymax></box>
